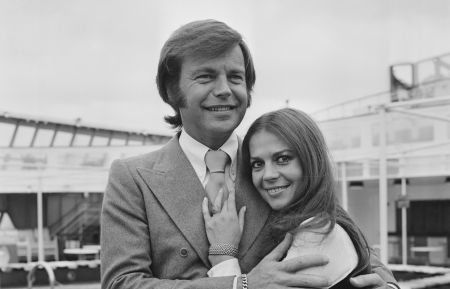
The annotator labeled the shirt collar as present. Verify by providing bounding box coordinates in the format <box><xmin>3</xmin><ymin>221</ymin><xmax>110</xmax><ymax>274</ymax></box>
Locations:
<box><xmin>179</xmin><ymin>128</ymin><xmax>238</xmax><ymax>183</ymax></box>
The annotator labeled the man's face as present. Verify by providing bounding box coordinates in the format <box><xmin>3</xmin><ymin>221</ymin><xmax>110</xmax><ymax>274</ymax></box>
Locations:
<box><xmin>177</xmin><ymin>45</ymin><xmax>248</xmax><ymax>147</ymax></box>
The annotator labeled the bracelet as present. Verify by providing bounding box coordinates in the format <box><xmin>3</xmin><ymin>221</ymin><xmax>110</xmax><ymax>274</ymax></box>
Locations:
<box><xmin>208</xmin><ymin>243</ymin><xmax>239</xmax><ymax>257</ymax></box>
<box><xmin>241</xmin><ymin>274</ymin><xmax>248</xmax><ymax>289</ymax></box>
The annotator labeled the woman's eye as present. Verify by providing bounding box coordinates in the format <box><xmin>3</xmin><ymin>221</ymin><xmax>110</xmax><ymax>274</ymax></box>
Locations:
<box><xmin>251</xmin><ymin>160</ymin><xmax>263</xmax><ymax>169</ymax></box>
<box><xmin>276</xmin><ymin>155</ymin><xmax>291</xmax><ymax>164</ymax></box>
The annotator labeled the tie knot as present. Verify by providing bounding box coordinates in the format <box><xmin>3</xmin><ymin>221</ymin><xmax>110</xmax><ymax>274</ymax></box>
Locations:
<box><xmin>205</xmin><ymin>150</ymin><xmax>229</xmax><ymax>173</ymax></box>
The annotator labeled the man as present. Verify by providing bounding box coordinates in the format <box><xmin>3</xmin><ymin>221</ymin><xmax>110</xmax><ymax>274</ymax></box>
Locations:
<box><xmin>101</xmin><ymin>19</ymin><xmax>399</xmax><ymax>289</ymax></box>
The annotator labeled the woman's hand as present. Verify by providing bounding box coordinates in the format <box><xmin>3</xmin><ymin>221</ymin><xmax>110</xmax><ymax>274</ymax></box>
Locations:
<box><xmin>202</xmin><ymin>187</ymin><xmax>246</xmax><ymax>265</ymax></box>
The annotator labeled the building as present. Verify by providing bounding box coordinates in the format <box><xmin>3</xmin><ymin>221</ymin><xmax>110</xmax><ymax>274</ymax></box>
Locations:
<box><xmin>0</xmin><ymin>113</ymin><xmax>171</xmax><ymax>263</ymax></box>
<box><xmin>313</xmin><ymin>52</ymin><xmax>450</xmax><ymax>266</ymax></box>
<box><xmin>1</xmin><ymin>51</ymin><xmax>449</xmax><ymax>267</ymax></box>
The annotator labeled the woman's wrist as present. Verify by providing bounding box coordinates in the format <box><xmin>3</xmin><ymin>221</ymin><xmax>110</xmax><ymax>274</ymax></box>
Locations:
<box><xmin>209</xmin><ymin>243</ymin><xmax>239</xmax><ymax>257</ymax></box>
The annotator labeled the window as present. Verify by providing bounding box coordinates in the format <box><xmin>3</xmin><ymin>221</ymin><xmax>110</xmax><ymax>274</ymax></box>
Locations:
<box><xmin>34</xmin><ymin>127</ymin><xmax>56</xmax><ymax>147</ymax></box>
<box><xmin>127</xmin><ymin>134</ymin><xmax>145</xmax><ymax>146</ymax></box>
<box><xmin>372</xmin><ymin>116</ymin><xmax>434</xmax><ymax>146</ymax></box>
<box><xmin>53</xmin><ymin>128</ymin><xmax>74</xmax><ymax>147</ymax></box>
<box><xmin>323</xmin><ymin>127</ymin><xmax>361</xmax><ymax>150</ymax></box>
<box><xmin>13</xmin><ymin>125</ymin><xmax>35</xmax><ymax>147</ymax></box>
<box><xmin>91</xmin><ymin>130</ymin><xmax>110</xmax><ymax>146</ymax></box>
<box><xmin>110</xmin><ymin>132</ymin><xmax>127</xmax><ymax>146</ymax></box>
<box><xmin>72</xmin><ymin>129</ymin><xmax>92</xmax><ymax>146</ymax></box>
<box><xmin>0</xmin><ymin>122</ymin><xmax>16</xmax><ymax>147</ymax></box>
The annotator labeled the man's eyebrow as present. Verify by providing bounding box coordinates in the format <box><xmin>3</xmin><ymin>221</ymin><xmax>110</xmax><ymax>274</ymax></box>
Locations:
<box><xmin>229</xmin><ymin>68</ymin><xmax>245</xmax><ymax>74</ymax></box>
<box><xmin>190</xmin><ymin>67</ymin><xmax>216</xmax><ymax>75</ymax></box>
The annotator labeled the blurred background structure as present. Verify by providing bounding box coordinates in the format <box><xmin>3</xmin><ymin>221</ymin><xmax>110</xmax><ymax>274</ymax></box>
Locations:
<box><xmin>1</xmin><ymin>50</ymin><xmax>449</xmax><ymax>271</ymax></box>
<box><xmin>314</xmin><ymin>52</ymin><xmax>450</xmax><ymax>267</ymax></box>
<box><xmin>0</xmin><ymin>115</ymin><xmax>169</xmax><ymax>279</ymax></box>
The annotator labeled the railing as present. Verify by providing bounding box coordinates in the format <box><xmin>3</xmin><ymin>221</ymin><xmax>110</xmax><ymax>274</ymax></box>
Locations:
<box><xmin>313</xmin><ymin>51</ymin><xmax>450</xmax><ymax>122</ymax></box>
<box><xmin>48</xmin><ymin>201</ymin><xmax>101</xmax><ymax>238</ymax></box>
<box><xmin>312</xmin><ymin>91</ymin><xmax>391</xmax><ymax>121</ymax></box>
<box><xmin>312</xmin><ymin>78</ymin><xmax>450</xmax><ymax>122</ymax></box>
<box><xmin>27</xmin><ymin>262</ymin><xmax>56</xmax><ymax>289</ymax></box>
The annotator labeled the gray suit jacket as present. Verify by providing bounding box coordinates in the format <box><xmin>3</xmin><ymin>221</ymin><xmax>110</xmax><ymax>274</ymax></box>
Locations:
<box><xmin>101</xmin><ymin>135</ymin><xmax>395</xmax><ymax>289</ymax></box>
<box><xmin>101</xmin><ymin>135</ymin><xmax>275</xmax><ymax>289</ymax></box>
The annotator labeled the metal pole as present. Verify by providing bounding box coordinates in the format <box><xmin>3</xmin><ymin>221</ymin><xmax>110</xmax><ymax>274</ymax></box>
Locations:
<box><xmin>37</xmin><ymin>165</ymin><xmax>44</xmax><ymax>263</ymax></box>
<box><xmin>401</xmin><ymin>177</ymin><xmax>408</xmax><ymax>265</ymax></box>
<box><xmin>37</xmin><ymin>190</ymin><xmax>44</xmax><ymax>262</ymax></box>
<box><xmin>340</xmin><ymin>162</ymin><xmax>348</xmax><ymax>211</ymax></box>
<box><xmin>378</xmin><ymin>106</ymin><xmax>388</xmax><ymax>264</ymax></box>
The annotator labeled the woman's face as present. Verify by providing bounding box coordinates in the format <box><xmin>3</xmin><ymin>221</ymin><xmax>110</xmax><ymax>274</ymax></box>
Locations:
<box><xmin>249</xmin><ymin>130</ymin><xmax>303</xmax><ymax>210</ymax></box>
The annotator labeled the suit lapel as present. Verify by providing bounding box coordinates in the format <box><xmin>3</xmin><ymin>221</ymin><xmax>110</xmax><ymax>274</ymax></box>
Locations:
<box><xmin>136</xmin><ymin>136</ymin><xmax>272</xmax><ymax>266</ymax></box>
<box><xmin>136</xmin><ymin>137</ymin><xmax>210</xmax><ymax>267</ymax></box>
<box><xmin>235</xmin><ymin>139</ymin><xmax>271</xmax><ymax>257</ymax></box>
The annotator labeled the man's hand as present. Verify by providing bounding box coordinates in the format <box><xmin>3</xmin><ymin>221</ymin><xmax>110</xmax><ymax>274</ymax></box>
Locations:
<box><xmin>247</xmin><ymin>233</ymin><xmax>330</xmax><ymax>288</ymax></box>
<box><xmin>350</xmin><ymin>273</ymin><xmax>392</xmax><ymax>288</ymax></box>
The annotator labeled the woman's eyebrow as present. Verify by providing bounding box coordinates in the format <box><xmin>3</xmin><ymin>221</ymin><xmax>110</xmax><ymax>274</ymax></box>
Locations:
<box><xmin>273</xmin><ymin>149</ymin><xmax>293</xmax><ymax>155</ymax></box>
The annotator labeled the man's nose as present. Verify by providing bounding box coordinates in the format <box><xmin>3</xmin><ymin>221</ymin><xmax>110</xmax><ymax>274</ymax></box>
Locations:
<box><xmin>212</xmin><ymin>75</ymin><xmax>232</xmax><ymax>98</ymax></box>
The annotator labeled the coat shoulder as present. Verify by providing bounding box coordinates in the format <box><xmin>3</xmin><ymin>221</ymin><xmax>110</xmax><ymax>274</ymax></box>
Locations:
<box><xmin>112</xmin><ymin>137</ymin><xmax>180</xmax><ymax>172</ymax></box>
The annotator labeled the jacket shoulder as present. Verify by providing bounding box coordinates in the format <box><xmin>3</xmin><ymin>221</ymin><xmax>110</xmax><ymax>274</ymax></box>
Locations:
<box><xmin>111</xmin><ymin>136</ymin><xmax>179</xmax><ymax>171</ymax></box>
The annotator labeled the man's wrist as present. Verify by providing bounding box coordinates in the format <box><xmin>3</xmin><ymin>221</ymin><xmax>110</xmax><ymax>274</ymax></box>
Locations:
<box><xmin>239</xmin><ymin>274</ymin><xmax>248</xmax><ymax>289</ymax></box>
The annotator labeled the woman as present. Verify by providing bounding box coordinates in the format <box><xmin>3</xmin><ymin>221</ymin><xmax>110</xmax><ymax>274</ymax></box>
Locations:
<box><xmin>202</xmin><ymin>108</ymin><xmax>371</xmax><ymax>288</ymax></box>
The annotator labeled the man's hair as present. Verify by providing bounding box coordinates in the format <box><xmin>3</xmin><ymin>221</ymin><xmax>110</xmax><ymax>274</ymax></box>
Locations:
<box><xmin>242</xmin><ymin>108</ymin><xmax>371</xmax><ymax>276</ymax></box>
<box><xmin>156</xmin><ymin>19</ymin><xmax>256</xmax><ymax>128</ymax></box>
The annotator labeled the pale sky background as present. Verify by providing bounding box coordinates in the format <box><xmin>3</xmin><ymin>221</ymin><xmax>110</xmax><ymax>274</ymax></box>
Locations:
<box><xmin>1</xmin><ymin>0</ymin><xmax>450</xmax><ymax>136</ymax></box>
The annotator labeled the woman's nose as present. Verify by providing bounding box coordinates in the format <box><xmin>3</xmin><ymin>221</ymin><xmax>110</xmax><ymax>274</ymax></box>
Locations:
<box><xmin>262</xmin><ymin>164</ymin><xmax>279</xmax><ymax>181</ymax></box>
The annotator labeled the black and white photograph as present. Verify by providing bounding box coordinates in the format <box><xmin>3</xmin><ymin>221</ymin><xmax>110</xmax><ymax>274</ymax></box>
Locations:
<box><xmin>1</xmin><ymin>1</ymin><xmax>450</xmax><ymax>288</ymax></box>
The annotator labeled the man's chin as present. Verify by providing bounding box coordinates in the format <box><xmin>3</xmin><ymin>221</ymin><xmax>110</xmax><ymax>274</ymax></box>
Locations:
<box><xmin>209</xmin><ymin>118</ymin><xmax>241</xmax><ymax>132</ymax></box>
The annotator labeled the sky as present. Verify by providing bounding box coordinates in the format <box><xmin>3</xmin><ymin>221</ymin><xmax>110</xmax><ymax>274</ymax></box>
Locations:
<box><xmin>1</xmin><ymin>0</ymin><xmax>450</xmax><ymax>136</ymax></box>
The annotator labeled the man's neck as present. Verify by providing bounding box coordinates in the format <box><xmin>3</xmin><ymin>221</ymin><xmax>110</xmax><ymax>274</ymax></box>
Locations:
<box><xmin>184</xmin><ymin>130</ymin><xmax>232</xmax><ymax>150</ymax></box>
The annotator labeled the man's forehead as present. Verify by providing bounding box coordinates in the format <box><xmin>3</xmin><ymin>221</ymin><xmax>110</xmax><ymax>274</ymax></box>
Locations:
<box><xmin>181</xmin><ymin>47</ymin><xmax>245</xmax><ymax>71</ymax></box>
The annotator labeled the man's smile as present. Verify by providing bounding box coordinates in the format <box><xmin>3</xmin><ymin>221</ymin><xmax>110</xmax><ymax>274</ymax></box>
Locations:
<box><xmin>205</xmin><ymin>105</ymin><xmax>235</xmax><ymax>112</ymax></box>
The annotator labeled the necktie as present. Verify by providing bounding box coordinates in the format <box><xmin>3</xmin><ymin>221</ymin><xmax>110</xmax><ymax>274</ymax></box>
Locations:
<box><xmin>204</xmin><ymin>149</ymin><xmax>229</xmax><ymax>211</ymax></box>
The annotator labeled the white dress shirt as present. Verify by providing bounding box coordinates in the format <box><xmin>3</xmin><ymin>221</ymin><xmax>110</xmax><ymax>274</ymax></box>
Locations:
<box><xmin>178</xmin><ymin>129</ymin><xmax>240</xmax><ymax>288</ymax></box>
<box><xmin>178</xmin><ymin>129</ymin><xmax>238</xmax><ymax>188</ymax></box>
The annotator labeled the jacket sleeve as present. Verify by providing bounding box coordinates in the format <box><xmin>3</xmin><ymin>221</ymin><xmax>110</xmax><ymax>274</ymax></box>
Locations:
<box><xmin>100</xmin><ymin>159</ymin><xmax>234</xmax><ymax>289</ymax></box>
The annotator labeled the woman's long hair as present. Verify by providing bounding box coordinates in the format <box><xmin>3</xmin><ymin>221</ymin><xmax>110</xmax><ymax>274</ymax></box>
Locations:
<box><xmin>242</xmin><ymin>108</ymin><xmax>371</xmax><ymax>275</ymax></box>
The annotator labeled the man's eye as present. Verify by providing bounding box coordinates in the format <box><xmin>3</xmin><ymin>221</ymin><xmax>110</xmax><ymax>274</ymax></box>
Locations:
<box><xmin>196</xmin><ymin>74</ymin><xmax>213</xmax><ymax>82</ymax></box>
<box><xmin>230</xmin><ymin>74</ymin><xmax>244</xmax><ymax>83</ymax></box>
